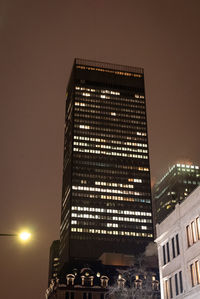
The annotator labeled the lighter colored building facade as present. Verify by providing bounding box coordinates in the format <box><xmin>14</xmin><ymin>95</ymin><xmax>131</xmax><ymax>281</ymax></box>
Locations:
<box><xmin>155</xmin><ymin>186</ymin><xmax>200</xmax><ymax>298</ymax></box>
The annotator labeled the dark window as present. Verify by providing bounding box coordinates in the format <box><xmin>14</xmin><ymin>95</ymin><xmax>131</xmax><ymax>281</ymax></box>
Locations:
<box><xmin>166</xmin><ymin>242</ymin><xmax>170</xmax><ymax>262</ymax></box>
<box><xmin>179</xmin><ymin>271</ymin><xmax>183</xmax><ymax>293</ymax></box>
<box><xmin>100</xmin><ymin>294</ymin><xmax>104</xmax><ymax>299</ymax></box>
<box><xmin>83</xmin><ymin>293</ymin><xmax>87</xmax><ymax>299</ymax></box>
<box><xmin>66</xmin><ymin>293</ymin><xmax>69</xmax><ymax>299</ymax></box>
<box><xmin>88</xmin><ymin>293</ymin><xmax>92</xmax><ymax>299</ymax></box>
<box><xmin>169</xmin><ymin>277</ymin><xmax>173</xmax><ymax>298</ymax></box>
<box><xmin>163</xmin><ymin>245</ymin><xmax>166</xmax><ymax>265</ymax></box>
<box><xmin>186</xmin><ymin>225</ymin><xmax>191</xmax><ymax>247</ymax></box>
<box><xmin>190</xmin><ymin>264</ymin><xmax>195</xmax><ymax>287</ymax></box>
<box><xmin>176</xmin><ymin>234</ymin><xmax>180</xmax><ymax>255</ymax></box>
<box><xmin>172</xmin><ymin>237</ymin><xmax>175</xmax><ymax>258</ymax></box>
<box><xmin>175</xmin><ymin>273</ymin><xmax>179</xmax><ymax>296</ymax></box>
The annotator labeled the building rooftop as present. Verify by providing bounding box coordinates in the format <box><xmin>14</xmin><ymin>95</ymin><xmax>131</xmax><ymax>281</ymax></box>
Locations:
<box><xmin>75</xmin><ymin>58</ymin><xmax>144</xmax><ymax>74</ymax></box>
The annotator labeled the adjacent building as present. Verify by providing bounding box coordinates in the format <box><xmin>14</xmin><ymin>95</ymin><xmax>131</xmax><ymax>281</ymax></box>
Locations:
<box><xmin>152</xmin><ymin>163</ymin><xmax>200</xmax><ymax>225</ymax></box>
<box><xmin>48</xmin><ymin>240</ymin><xmax>60</xmax><ymax>286</ymax></box>
<box><xmin>155</xmin><ymin>186</ymin><xmax>200</xmax><ymax>298</ymax></box>
<box><xmin>60</xmin><ymin>59</ymin><xmax>153</xmax><ymax>270</ymax></box>
<box><xmin>46</xmin><ymin>254</ymin><xmax>160</xmax><ymax>299</ymax></box>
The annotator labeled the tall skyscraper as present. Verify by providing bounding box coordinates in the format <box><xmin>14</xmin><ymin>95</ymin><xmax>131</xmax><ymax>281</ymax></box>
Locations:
<box><xmin>152</xmin><ymin>163</ymin><xmax>200</xmax><ymax>225</ymax></box>
<box><xmin>60</xmin><ymin>59</ymin><xmax>153</xmax><ymax>270</ymax></box>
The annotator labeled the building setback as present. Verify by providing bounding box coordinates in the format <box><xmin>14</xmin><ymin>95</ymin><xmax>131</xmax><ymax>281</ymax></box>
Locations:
<box><xmin>60</xmin><ymin>59</ymin><xmax>153</xmax><ymax>270</ymax></box>
<box><xmin>155</xmin><ymin>186</ymin><xmax>200</xmax><ymax>299</ymax></box>
<box><xmin>152</xmin><ymin>163</ymin><xmax>200</xmax><ymax>225</ymax></box>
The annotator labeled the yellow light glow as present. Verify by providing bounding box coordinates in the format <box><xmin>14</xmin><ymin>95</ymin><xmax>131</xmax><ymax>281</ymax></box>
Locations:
<box><xmin>19</xmin><ymin>231</ymin><xmax>31</xmax><ymax>242</ymax></box>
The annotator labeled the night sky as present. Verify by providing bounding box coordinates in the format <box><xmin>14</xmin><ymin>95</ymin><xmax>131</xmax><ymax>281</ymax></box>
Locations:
<box><xmin>1</xmin><ymin>1</ymin><xmax>200</xmax><ymax>298</ymax></box>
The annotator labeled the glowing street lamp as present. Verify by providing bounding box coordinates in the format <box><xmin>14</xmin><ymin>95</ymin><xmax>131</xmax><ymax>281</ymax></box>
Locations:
<box><xmin>0</xmin><ymin>231</ymin><xmax>31</xmax><ymax>242</ymax></box>
<box><xmin>19</xmin><ymin>231</ymin><xmax>31</xmax><ymax>242</ymax></box>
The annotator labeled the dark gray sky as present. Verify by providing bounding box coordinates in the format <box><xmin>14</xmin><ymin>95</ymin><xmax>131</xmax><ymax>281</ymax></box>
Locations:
<box><xmin>0</xmin><ymin>1</ymin><xmax>200</xmax><ymax>298</ymax></box>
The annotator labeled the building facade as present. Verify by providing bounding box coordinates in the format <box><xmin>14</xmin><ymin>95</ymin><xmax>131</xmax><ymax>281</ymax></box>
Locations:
<box><xmin>152</xmin><ymin>163</ymin><xmax>200</xmax><ymax>225</ymax></box>
<box><xmin>155</xmin><ymin>186</ymin><xmax>200</xmax><ymax>298</ymax></box>
<box><xmin>46</xmin><ymin>257</ymin><xmax>160</xmax><ymax>299</ymax></box>
<box><xmin>60</xmin><ymin>59</ymin><xmax>153</xmax><ymax>270</ymax></box>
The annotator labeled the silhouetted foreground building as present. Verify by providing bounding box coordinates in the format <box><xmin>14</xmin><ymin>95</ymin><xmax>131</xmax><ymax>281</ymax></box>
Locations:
<box><xmin>48</xmin><ymin>240</ymin><xmax>60</xmax><ymax>285</ymax></box>
<box><xmin>152</xmin><ymin>163</ymin><xmax>200</xmax><ymax>225</ymax></box>
<box><xmin>155</xmin><ymin>186</ymin><xmax>200</xmax><ymax>298</ymax></box>
<box><xmin>46</xmin><ymin>254</ymin><xmax>160</xmax><ymax>299</ymax></box>
<box><xmin>60</xmin><ymin>58</ymin><xmax>153</xmax><ymax>270</ymax></box>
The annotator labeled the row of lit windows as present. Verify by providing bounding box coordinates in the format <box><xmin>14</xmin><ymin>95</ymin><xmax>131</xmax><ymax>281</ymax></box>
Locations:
<box><xmin>75</xmin><ymin>99</ymin><xmax>144</xmax><ymax>111</ymax></box>
<box><xmin>74</xmin><ymin>135</ymin><xmax>148</xmax><ymax>148</ymax></box>
<box><xmin>74</xmin><ymin>143</ymin><xmax>147</xmax><ymax>156</ymax></box>
<box><xmin>76</xmin><ymin>86</ymin><xmax>144</xmax><ymax>99</ymax></box>
<box><xmin>75</xmin><ymin>94</ymin><xmax>145</xmax><ymax>109</ymax></box>
<box><xmin>73</xmin><ymin>148</ymin><xmax>148</xmax><ymax>159</ymax></box>
<box><xmin>72</xmin><ymin>192</ymin><xmax>151</xmax><ymax>204</ymax></box>
<box><xmin>95</xmin><ymin>180</ymin><xmax>141</xmax><ymax>187</ymax></box>
<box><xmin>73</xmin><ymin>129</ymin><xmax>147</xmax><ymax>142</ymax></box>
<box><xmin>177</xmin><ymin>164</ymin><xmax>199</xmax><ymax>169</ymax></box>
<box><xmin>71</xmin><ymin>213</ymin><xmax>151</xmax><ymax>222</ymax></box>
<box><xmin>71</xmin><ymin>227</ymin><xmax>152</xmax><ymax>238</ymax></box>
<box><xmin>74</xmin><ymin>111</ymin><xmax>146</xmax><ymax>124</ymax></box>
<box><xmin>76</xmin><ymin>65</ymin><xmax>143</xmax><ymax>78</ymax></box>
<box><xmin>71</xmin><ymin>219</ymin><xmax>150</xmax><ymax>228</ymax></box>
<box><xmin>73</xmin><ymin>142</ymin><xmax>148</xmax><ymax>154</ymax></box>
<box><xmin>75</xmin><ymin>119</ymin><xmax>146</xmax><ymax>132</ymax></box>
<box><xmin>186</xmin><ymin>216</ymin><xmax>200</xmax><ymax>247</ymax></box>
<box><xmin>71</xmin><ymin>206</ymin><xmax>152</xmax><ymax>216</ymax></box>
<box><xmin>74</xmin><ymin>105</ymin><xmax>146</xmax><ymax>117</ymax></box>
<box><xmin>72</xmin><ymin>185</ymin><xmax>150</xmax><ymax>196</ymax></box>
<box><xmin>75</xmin><ymin>101</ymin><xmax>146</xmax><ymax>115</ymax></box>
<box><xmin>75</xmin><ymin>124</ymin><xmax>147</xmax><ymax>136</ymax></box>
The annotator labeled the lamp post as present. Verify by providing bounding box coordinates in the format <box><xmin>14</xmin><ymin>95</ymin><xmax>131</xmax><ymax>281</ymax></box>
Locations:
<box><xmin>0</xmin><ymin>231</ymin><xmax>31</xmax><ymax>241</ymax></box>
<box><xmin>0</xmin><ymin>234</ymin><xmax>17</xmax><ymax>236</ymax></box>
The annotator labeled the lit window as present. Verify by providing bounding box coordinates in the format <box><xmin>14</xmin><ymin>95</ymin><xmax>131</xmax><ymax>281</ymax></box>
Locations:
<box><xmin>196</xmin><ymin>217</ymin><xmax>200</xmax><ymax>240</ymax></box>
<box><xmin>165</xmin><ymin>280</ymin><xmax>170</xmax><ymax>299</ymax></box>
<box><xmin>191</xmin><ymin>221</ymin><xmax>197</xmax><ymax>243</ymax></box>
<box><xmin>195</xmin><ymin>261</ymin><xmax>200</xmax><ymax>284</ymax></box>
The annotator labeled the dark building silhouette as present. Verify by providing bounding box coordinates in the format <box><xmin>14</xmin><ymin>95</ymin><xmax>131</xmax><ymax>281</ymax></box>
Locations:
<box><xmin>60</xmin><ymin>59</ymin><xmax>153</xmax><ymax>270</ymax></box>
<box><xmin>48</xmin><ymin>240</ymin><xmax>60</xmax><ymax>286</ymax></box>
<box><xmin>152</xmin><ymin>163</ymin><xmax>200</xmax><ymax>225</ymax></box>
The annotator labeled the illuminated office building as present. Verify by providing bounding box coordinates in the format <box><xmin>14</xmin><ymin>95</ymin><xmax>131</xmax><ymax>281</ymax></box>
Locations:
<box><xmin>152</xmin><ymin>163</ymin><xmax>200</xmax><ymax>225</ymax></box>
<box><xmin>60</xmin><ymin>59</ymin><xmax>153</xmax><ymax>269</ymax></box>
